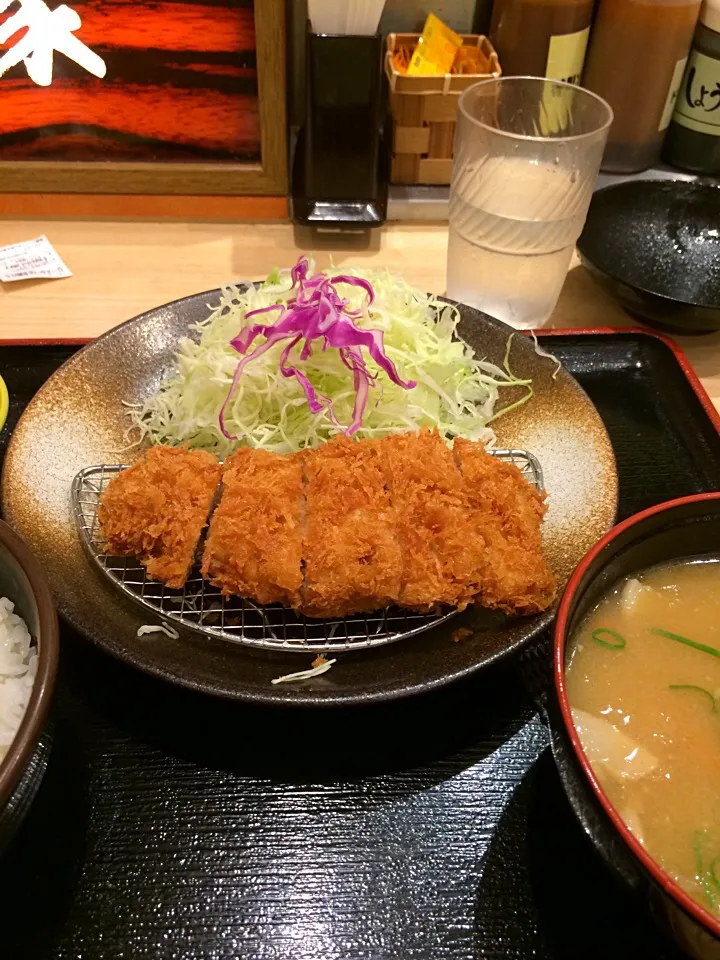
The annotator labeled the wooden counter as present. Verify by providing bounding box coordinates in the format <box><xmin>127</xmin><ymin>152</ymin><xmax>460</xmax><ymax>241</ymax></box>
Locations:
<box><xmin>1</xmin><ymin>219</ymin><xmax>719</xmax><ymax>410</ymax></box>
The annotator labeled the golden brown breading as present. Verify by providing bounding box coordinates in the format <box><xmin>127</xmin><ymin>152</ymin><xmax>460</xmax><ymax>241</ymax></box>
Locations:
<box><xmin>201</xmin><ymin>448</ymin><xmax>303</xmax><ymax>607</ymax></box>
<box><xmin>453</xmin><ymin>437</ymin><xmax>556</xmax><ymax>616</ymax></box>
<box><xmin>301</xmin><ymin>436</ymin><xmax>402</xmax><ymax>618</ymax></box>
<box><xmin>98</xmin><ymin>445</ymin><xmax>221</xmax><ymax>589</ymax></box>
<box><xmin>98</xmin><ymin>432</ymin><xmax>555</xmax><ymax>620</ymax></box>
<box><xmin>377</xmin><ymin>430</ymin><xmax>488</xmax><ymax>611</ymax></box>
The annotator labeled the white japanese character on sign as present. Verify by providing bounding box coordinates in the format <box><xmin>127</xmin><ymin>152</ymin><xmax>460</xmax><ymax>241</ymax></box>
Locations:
<box><xmin>0</xmin><ymin>0</ymin><xmax>106</xmax><ymax>86</ymax></box>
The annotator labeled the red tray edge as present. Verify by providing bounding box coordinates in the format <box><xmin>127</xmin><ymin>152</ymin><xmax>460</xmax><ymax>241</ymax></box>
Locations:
<box><xmin>2</xmin><ymin>326</ymin><xmax>719</xmax><ymax>435</ymax></box>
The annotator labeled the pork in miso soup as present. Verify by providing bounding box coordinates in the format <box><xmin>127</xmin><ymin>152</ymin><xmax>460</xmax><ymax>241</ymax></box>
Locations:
<box><xmin>566</xmin><ymin>558</ymin><xmax>720</xmax><ymax>916</ymax></box>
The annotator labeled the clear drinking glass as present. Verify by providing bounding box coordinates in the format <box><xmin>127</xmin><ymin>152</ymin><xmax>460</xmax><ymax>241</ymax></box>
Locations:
<box><xmin>447</xmin><ymin>76</ymin><xmax>613</xmax><ymax>329</ymax></box>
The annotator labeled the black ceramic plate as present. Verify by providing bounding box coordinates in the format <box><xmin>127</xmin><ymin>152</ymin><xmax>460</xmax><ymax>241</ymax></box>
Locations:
<box><xmin>0</xmin><ymin>294</ymin><xmax>617</xmax><ymax>706</ymax></box>
<box><xmin>578</xmin><ymin>179</ymin><xmax>720</xmax><ymax>335</ymax></box>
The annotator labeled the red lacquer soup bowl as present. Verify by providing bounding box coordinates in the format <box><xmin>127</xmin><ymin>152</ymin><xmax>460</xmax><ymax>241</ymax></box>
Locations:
<box><xmin>550</xmin><ymin>494</ymin><xmax>720</xmax><ymax>960</ymax></box>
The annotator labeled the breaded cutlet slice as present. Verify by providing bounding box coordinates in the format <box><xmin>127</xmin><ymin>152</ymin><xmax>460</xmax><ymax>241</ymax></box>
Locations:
<box><xmin>453</xmin><ymin>438</ymin><xmax>556</xmax><ymax>615</ymax></box>
<box><xmin>378</xmin><ymin>430</ymin><xmax>488</xmax><ymax>612</ymax></box>
<box><xmin>301</xmin><ymin>436</ymin><xmax>402</xmax><ymax>618</ymax></box>
<box><xmin>98</xmin><ymin>445</ymin><xmax>221</xmax><ymax>589</ymax></box>
<box><xmin>201</xmin><ymin>448</ymin><xmax>303</xmax><ymax>607</ymax></box>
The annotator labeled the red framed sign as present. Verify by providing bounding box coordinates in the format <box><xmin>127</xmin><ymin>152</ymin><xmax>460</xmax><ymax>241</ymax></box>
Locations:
<box><xmin>0</xmin><ymin>0</ymin><xmax>286</xmax><ymax>194</ymax></box>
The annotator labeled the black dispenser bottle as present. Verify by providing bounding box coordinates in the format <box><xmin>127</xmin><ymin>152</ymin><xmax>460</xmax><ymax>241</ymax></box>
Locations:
<box><xmin>291</xmin><ymin>29</ymin><xmax>389</xmax><ymax>227</ymax></box>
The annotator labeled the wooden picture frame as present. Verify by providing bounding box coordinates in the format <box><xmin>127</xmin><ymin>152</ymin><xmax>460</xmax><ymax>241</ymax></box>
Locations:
<box><xmin>0</xmin><ymin>0</ymin><xmax>287</xmax><ymax>196</ymax></box>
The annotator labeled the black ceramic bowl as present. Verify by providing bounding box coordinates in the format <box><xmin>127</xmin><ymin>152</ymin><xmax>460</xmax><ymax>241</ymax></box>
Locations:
<box><xmin>0</xmin><ymin>519</ymin><xmax>58</xmax><ymax>852</ymax></box>
<box><xmin>551</xmin><ymin>494</ymin><xmax>720</xmax><ymax>960</ymax></box>
<box><xmin>577</xmin><ymin>180</ymin><xmax>720</xmax><ymax>335</ymax></box>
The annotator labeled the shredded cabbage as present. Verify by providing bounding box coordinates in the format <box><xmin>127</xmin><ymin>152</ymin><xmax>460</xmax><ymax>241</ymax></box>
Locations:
<box><xmin>136</xmin><ymin>623</ymin><xmax>180</xmax><ymax>639</ymax></box>
<box><xmin>271</xmin><ymin>658</ymin><xmax>337</xmax><ymax>685</ymax></box>
<box><xmin>127</xmin><ymin>262</ymin><xmax>533</xmax><ymax>456</ymax></box>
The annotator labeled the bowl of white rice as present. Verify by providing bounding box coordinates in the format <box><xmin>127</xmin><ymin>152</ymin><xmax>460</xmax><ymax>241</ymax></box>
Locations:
<box><xmin>0</xmin><ymin>518</ymin><xmax>58</xmax><ymax>844</ymax></box>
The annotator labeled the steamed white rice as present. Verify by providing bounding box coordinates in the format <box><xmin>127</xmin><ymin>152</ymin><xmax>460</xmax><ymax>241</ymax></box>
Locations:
<box><xmin>0</xmin><ymin>597</ymin><xmax>38</xmax><ymax>761</ymax></box>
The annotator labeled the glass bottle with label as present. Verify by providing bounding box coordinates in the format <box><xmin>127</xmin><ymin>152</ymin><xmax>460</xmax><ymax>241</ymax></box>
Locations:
<box><xmin>582</xmin><ymin>0</ymin><xmax>701</xmax><ymax>173</ymax></box>
<box><xmin>489</xmin><ymin>0</ymin><xmax>594</xmax><ymax>84</ymax></box>
<box><xmin>663</xmin><ymin>0</ymin><xmax>720</xmax><ymax>172</ymax></box>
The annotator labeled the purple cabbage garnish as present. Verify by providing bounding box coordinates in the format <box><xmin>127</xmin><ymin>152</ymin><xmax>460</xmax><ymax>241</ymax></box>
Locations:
<box><xmin>219</xmin><ymin>256</ymin><xmax>416</xmax><ymax>440</ymax></box>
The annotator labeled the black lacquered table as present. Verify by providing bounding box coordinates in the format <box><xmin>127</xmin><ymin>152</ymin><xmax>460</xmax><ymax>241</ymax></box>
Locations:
<box><xmin>1</xmin><ymin>331</ymin><xmax>717</xmax><ymax>960</ymax></box>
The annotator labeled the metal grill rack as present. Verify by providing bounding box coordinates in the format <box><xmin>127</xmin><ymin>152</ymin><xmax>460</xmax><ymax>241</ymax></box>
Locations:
<box><xmin>71</xmin><ymin>450</ymin><xmax>543</xmax><ymax>654</ymax></box>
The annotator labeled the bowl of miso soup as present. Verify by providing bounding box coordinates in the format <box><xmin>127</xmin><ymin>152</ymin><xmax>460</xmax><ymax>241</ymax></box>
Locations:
<box><xmin>552</xmin><ymin>493</ymin><xmax>720</xmax><ymax>960</ymax></box>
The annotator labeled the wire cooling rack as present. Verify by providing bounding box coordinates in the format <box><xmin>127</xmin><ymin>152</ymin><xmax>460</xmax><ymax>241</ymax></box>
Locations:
<box><xmin>71</xmin><ymin>450</ymin><xmax>543</xmax><ymax>654</ymax></box>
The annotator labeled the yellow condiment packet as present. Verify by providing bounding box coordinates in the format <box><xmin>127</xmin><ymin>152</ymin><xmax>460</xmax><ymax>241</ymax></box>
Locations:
<box><xmin>406</xmin><ymin>13</ymin><xmax>462</xmax><ymax>77</ymax></box>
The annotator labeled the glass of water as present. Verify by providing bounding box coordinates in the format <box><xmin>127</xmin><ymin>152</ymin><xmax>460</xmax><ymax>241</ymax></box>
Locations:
<box><xmin>447</xmin><ymin>76</ymin><xmax>613</xmax><ymax>329</ymax></box>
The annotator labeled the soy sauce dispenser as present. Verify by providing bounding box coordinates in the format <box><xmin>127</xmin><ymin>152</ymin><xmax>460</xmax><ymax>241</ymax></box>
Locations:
<box><xmin>664</xmin><ymin>0</ymin><xmax>720</xmax><ymax>173</ymax></box>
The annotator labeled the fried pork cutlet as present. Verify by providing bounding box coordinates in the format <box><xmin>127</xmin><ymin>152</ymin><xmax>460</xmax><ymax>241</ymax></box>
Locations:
<box><xmin>97</xmin><ymin>445</ymin><xmax>221</xmax><ymax>589</ymax></box>
<box><xmin>453</xmin><ymin>437</ymin><xmax>556</xmax><ymax>616</ymax></box>
<box><xmin>98</xmin><ymin>432</ymin><xmax>555</xmax><ymax>621</ymax></box>
<box><xmin>302</xmin><ymin>436</ymin><xmax>402</xmax><ymax>618</ymax></box>
<box><xmin>201</xmin><ymin>448</ymin><xmax>303</xmax><ymax>607</ymax></box>
<box><xmin>377</xmin><ymin>431</ymin><xmax>490</xmax><ymax>612</ymax></box>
